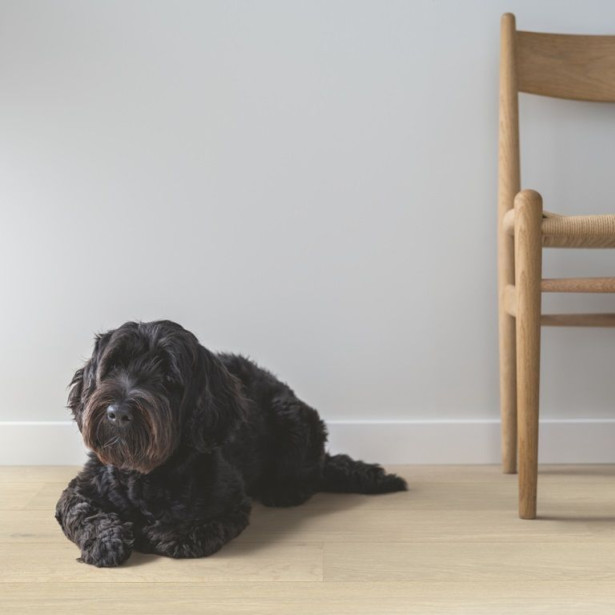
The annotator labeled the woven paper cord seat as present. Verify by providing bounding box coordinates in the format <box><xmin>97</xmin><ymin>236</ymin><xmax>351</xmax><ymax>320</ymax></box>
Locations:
<box><xmin>503</xmin><ymin>210</ymin><xmax>615</xmax><ymax>247</ymax></box>
<box><xmin>543</xmin><ymin>211</ymin><xmax>615</xmax><ymax>247</ymax></box>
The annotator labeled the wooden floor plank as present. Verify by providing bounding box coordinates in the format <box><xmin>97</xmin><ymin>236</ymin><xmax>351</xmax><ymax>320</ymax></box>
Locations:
<box><xmin>0</xmin><ymin>483</ymin><xmax>46</xmax><ymax>510</ymax></box>
<box><xmin>2</xmin><ymin>581</ymin><xmax>615</xmax><ymax>615</ymax></box>
<box><xmin>324</xmin><ymin>540</ymin><xmax>615</xmax><ymax>582</ymax></box>
<box><xmin>4</xmin><ymin>505</ymin><xmax>615</xmax><ymax>545</ymax></box>
<box><xmin>4</xmin><ymin>463</ymin><xmax>615</xmax><ymax>483</ymax></box>
<box><xmin>0</xmin><ymin>466</ymin><xmax>80</xmax><ymax>483</ymax></box>
<box><xmin>0</xmin><ymin>541</ymin><xmax>323</xmax><ymax>583</ymax></box>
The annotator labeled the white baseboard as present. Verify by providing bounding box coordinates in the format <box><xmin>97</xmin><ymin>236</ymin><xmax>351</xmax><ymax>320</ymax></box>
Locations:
<box><xmin>1</xmin><ymin>419</ymin><xmax>615</xmax><ymax>466</ymax></box>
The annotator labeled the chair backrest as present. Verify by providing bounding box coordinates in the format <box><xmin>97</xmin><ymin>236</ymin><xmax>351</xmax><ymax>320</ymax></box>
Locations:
<box><xmin>498</xmin><ymin>13</ymin><xmax>615</xmax><ymax>219</ymax></box>
<box><xmin>517</xmin><ymin>29</ymin><xmax>615</xmax><ymax>103</ymax></box>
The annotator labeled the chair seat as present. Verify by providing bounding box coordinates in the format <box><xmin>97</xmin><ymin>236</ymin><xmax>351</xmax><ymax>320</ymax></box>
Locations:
<box><xmin>542</xmin><ymin>211</ymin><xmax>615</xmax><ymax>247</ymax></box>
<box><xmin>503</xmin><ymin>209</ymin><xmax>615</xmax><ymax>248</ymax></box>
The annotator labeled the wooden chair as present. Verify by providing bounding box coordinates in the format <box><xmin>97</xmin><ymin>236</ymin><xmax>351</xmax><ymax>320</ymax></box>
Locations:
<box><xmin>498</xmin><ymin>13</ymin><xmax>615</xmax><ymax>519</ymax></box>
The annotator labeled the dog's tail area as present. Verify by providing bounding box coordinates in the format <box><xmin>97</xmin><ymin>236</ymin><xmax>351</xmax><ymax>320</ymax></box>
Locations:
<box><xmin>320</xmin><ymin>453</ymin><xmax>407</xmax><ymax>494</ymax></box>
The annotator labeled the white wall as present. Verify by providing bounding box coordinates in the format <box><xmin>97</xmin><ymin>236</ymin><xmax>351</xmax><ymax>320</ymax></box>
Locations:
<box><xmin>1</xmin><ymin>1</ymin><xmax>614</xmax><ymax>461</ymax></box>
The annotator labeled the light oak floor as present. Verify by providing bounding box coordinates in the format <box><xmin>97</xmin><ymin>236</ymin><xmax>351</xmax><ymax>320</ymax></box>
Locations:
<box><xmin>2</xmin><ymin>465</ymin><xmax>615</xmax><ymax>614</ymax></box>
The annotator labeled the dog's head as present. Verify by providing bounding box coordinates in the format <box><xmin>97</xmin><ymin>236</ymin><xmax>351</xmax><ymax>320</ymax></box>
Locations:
<box><xmin>68</xmin><ymin>320</ymin><xmax>246</xmax><ymax>474</ymax></box>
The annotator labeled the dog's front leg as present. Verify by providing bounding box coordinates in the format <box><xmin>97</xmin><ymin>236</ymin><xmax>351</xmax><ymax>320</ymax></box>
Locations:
<box><xmin>55</xmin><ymin>479</ymin><xmax>134</xmax><ymax>567</ymax></box>
<box><xmin>136</xmin><ymin>499</ymin><xmax>251</xmax><ymax>559</ymax></box>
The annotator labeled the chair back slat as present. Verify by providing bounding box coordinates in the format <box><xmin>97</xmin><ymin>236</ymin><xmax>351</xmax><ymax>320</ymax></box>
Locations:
<box><xmin>517</xmin><ymin>31</ymin><xmax>615</xmax><ymax>102</ymax></box>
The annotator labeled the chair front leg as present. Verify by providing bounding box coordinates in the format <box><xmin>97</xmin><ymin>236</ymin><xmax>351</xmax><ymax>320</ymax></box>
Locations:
<box><xmin>514</xmin><ymin>189</ymin><xmax>543</xmax><ymax>519</ymax></box>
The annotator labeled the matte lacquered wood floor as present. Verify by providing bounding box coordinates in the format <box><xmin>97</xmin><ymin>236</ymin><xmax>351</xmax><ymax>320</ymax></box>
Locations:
<box><xmin>2</xmin><ymin>465</ymin><xmax>615</xmax><ymax>614</ymax></box>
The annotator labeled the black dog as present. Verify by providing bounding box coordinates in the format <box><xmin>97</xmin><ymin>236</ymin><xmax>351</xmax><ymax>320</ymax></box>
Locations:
<box><xmin>56</xmin><ymin>320</ymin><xmax>407</xmax><ymax>566</ymax></box>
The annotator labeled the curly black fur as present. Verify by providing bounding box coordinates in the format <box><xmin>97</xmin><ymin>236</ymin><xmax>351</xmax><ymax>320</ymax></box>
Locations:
<box><xmin>56</xmin><ymin>320</ymin><xmax>407</xmax><ymax>566</ymax></box>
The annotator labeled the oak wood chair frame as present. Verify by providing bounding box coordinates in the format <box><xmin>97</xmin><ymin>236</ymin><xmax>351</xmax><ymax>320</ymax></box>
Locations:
<box><xmin>498</xmin><ymin>13</ymin><xmax>615</xmax><ymax>519</ymax></box>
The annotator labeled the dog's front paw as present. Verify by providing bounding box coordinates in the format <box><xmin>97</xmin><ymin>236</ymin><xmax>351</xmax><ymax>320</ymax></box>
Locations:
<box><xmin>136</xmin><ymin>525</ymin><xmax>223</xmax><ymax>559</ymax></box>
<box><xmin>78</xmin><ymin>514</ymin><xmax>134</xmax><ymax>567</ymax></box>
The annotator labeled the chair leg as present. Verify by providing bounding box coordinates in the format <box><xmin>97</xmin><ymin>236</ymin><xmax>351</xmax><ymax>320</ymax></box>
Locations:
<box><xmin>514</xmin><ymin>190</ymin><xmax>543</xmax><ymax>520</ymax></box>
<box><xmin>499</xmin><ymin>302</ymin><xmax>517</xmax><ymax>474</ymax></box>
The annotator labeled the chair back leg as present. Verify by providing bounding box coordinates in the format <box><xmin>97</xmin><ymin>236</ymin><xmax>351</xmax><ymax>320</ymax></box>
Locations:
<box><xmin>498</xmin><ymin>13</ymin><xmax>521</xmax><ymax>474</ymax></box>
<box><xmin>499</xmin><ymin>309</ymin><xmax>517</xmax><ymax>473</ymax></box>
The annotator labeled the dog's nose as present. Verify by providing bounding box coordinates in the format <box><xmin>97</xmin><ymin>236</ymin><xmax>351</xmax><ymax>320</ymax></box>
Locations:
<box><xmin>106</xmin><ymin>404</ymin><xmax>132</xmax><ymax>427</ymax></box>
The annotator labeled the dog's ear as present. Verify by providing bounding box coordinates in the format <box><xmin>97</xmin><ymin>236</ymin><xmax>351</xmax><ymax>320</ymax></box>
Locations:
<box><xmin>67</xmin><ymin>366</ymin><xmax>86</xmax><ymax>427</ymax></box>
<box><xmin>67</xmin><ymin>331</ymin><xmax>112</xmax><ymax>428</ymax></box>
<box><xmin>184</xmin><ymin>346</ymin><xmax>247</xmax><ymax>452</ymax></box>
